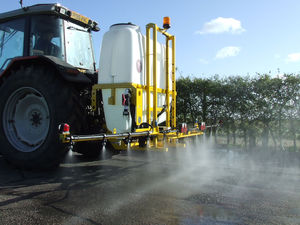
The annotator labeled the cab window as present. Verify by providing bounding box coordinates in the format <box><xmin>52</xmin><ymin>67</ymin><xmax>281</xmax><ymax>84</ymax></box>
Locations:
<box><xmin>0</xmin><ymin>18</ymin><xmax>25</xmax><ymax>72</ymax></box>
<box><xmin>30</xmin><ymin>15</ymin><xmax>64</xmax><ymax>59</ymax></box>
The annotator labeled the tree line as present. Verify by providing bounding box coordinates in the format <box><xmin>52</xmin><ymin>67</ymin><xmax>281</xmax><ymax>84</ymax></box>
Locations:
<box><xmin>176</xmin><ymin>73</ymin><xmax>300</xmax><ymax>151</ymax></box>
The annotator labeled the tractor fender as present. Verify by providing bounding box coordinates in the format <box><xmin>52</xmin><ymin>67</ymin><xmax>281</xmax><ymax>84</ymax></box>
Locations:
<box><xmin>0</xmin><ymin>56</ymin><xmax>92</xmax><ymax>84</ymax></box>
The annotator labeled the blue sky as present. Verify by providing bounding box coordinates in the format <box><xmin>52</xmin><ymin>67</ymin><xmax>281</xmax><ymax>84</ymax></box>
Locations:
<box><xmin>2</xmin><ymin>0</ymin><xmax>300</xmax><ymax>78</ymax></box>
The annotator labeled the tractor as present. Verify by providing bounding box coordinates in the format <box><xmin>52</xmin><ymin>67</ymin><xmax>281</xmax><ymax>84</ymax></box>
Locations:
<box><xmin>0</xmin><ymin>4</ymin><xmax>204</xmax><ymax>169</ymax></box>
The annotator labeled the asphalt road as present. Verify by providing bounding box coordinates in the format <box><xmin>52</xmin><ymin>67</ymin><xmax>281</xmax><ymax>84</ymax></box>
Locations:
<box><xmin>1</xmin><ymin>143</ymin><xmax>300</xmax><ymax>225</ymax></box>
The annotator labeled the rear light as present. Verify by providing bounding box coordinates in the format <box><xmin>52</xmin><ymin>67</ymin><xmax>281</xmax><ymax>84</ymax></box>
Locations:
<box><xmin>59</xmin><ymin>123</ymin><xmax>70</xmax><ymax>134</ymax></box>
<box><xmin>63</xmin><ymin>123</ymin><xmax>70</xmax><ymax>132</ymax></box>
<box><xmin>181</xmin><ymin>123</ymin><xmax>188</xmax><ymax>134</ymax></box>
<box><xmin>200</xmin><ymin>122</ymin><xmax>206</xmax><ymax>131</ymax></box>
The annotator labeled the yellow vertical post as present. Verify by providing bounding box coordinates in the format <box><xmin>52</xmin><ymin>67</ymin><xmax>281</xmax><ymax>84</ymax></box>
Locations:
<box><xmin>146</xmin><ymin>25</ymin><xmax>151</xmax><ymax>125</ymax></box>
<box><xmin>165</xmin><ymin>37</ymin><xmax>170</xmax><ymax>127</ymax></box>
<box><xmin>171</xmin><ymin>36</ymin><xmax>176</xmax><ymax>128</ymax></box>
<box><xmin>146</xmin><ymin>23</ymin><xmax>158</xmax><ymax>147</ymax></box>
<box><xmin>153</xmin><ymin>24</ymin><xmax>158</xmax><ymax>129</ymax></box>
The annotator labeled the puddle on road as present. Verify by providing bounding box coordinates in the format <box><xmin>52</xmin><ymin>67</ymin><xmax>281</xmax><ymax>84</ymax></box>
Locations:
<box><xmin>182</xmin><ymin>192</ymin><xmax>240</xmax><ymax>224</ymax></box>
<box><xmin>180</xmin><ymin>204</ymin><xmax>240</xmax><ymax>225</ymax></box>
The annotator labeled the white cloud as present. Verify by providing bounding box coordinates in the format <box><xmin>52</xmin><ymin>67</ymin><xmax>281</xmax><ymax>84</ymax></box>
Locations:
<box><xmin>286</xmin><ymin>53</ymin><xmax>300</xmax><ymax>62</ymax></box>
<box><xmin>196</xmin><ymin>17</ymin><xmax>246</xmax><ymax>34</ymax></box>
<box><xmin>215</xmin><ymin>46</ymin><xmax>241</xmax><ymax>59</ymax></box>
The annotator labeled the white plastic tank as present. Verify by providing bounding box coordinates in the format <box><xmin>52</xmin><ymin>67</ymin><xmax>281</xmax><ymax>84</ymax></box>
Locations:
<box><xmin>98</xmin><ymin>23</ymin><xmax>172</xmax><ymax>133</ymax></box>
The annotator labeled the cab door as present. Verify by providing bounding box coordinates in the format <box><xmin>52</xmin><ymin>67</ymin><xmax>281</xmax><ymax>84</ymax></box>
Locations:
<box><xmin>0</xmin><ymin>18</ymin><xmax>25</xmax><ymax>73</ymax></box>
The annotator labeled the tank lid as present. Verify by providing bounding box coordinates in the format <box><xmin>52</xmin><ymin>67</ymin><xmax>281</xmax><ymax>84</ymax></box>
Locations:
<box><xmin>110</xmin><ymin>22</ymin><xmax>138</xmax><ymax>28</ymax></box>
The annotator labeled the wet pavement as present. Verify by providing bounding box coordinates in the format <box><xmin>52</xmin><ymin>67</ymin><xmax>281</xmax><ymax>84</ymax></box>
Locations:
<box><xmin>0</xmin><ymin>145</ymin><xmax>300</xmax><ymax>225</ymax></box>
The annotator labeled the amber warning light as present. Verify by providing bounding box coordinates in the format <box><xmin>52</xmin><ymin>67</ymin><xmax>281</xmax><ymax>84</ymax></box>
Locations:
<box><xmin>163</xmin><ymin>17</ymin><xmax>171</xmax><ymax>29</ymax></box>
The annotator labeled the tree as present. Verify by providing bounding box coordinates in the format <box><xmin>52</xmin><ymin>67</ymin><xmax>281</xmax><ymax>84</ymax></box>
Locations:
<box><xmin>176</xmin><ymin>73</ymin><xmax>300</xmax><ymax>152</ymax></box>
<box><xmin>176</xmin><ymin>77</ymin><xmax>197</xmax><ymax>123</ymax></box>
<box><xmin>252</xmin><ymin>74</ymin><xmax>276</xmax><ymax>149</ymax></box>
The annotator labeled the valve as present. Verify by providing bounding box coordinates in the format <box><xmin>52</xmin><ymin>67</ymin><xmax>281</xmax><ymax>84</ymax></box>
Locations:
<box><xmin>122</xmin><ymin>89</ymin><xmax>131</xmax><ymax>116</ymax></box>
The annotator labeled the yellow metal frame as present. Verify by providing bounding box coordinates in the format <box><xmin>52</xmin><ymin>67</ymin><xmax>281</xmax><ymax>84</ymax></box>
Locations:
<box><xmin>146</xmin><ymin>23</ymin><xmax>176</xmax><ymax>129</ymax></box>
<box><xmin>92</xmin><ymin>83</ymin><xmax>172</xmax><ymax>129</ymax></box>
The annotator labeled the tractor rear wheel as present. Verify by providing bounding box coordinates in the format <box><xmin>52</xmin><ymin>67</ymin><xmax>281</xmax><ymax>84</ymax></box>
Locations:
<box><xmin>0</xmin><ymin>65</ymin><xmax>81</xmax><ymax>169</ymax></box>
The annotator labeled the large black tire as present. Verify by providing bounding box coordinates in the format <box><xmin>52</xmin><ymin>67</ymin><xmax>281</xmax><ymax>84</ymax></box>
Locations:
<box><xmin>0</xmin><ymin>65</ymin><xmax>82</xmax><ymax>169</ymax></box>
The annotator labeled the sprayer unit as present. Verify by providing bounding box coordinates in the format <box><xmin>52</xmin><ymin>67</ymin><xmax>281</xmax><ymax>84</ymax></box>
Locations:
<box><xmin>59</xmin><ymin>18</ymin><xmax>205</xmax><ymax>151</ymax></box>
